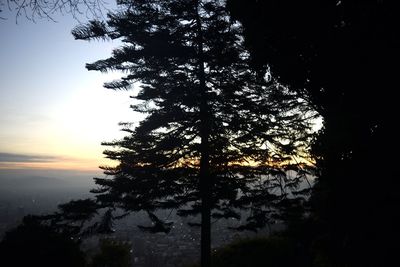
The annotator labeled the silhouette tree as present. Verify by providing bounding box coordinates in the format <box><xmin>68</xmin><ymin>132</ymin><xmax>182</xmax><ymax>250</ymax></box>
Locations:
<box><xmin>227</xmin><ymin>1</ymin><xmax>399</xmax><ymax>266</ymax></box>
<box><xmin>0</xmin><ymin>215</ymin><xmax>86</xmax><ymax>267</ymax></box>
<box><xmin>45</xmin><ymin>1</ymin><xmax>314</xmax><ymax>266</ymax></box>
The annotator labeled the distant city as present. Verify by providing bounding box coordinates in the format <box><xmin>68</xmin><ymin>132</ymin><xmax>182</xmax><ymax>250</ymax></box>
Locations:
<box><xmin>0</xmin><ymin>169</ymin><xmax>94</xmax><ymax>235</ymax></box>
<box><xmin>0</xmin><ymin>169</ymin><xmax>284</xmax><ymax>266</ymax></box>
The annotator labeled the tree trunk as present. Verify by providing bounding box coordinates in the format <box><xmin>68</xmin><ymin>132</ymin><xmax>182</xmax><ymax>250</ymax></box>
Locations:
<box><xmin>195</xmin><ymin>1</ymin><xmax>211</xmax><ymax>267</ymax></box>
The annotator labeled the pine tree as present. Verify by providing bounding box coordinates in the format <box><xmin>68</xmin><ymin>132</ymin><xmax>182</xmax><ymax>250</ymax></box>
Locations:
<box><xmin>62</xmin><ymin>1</ymin><xmax>314</xmax><ymax>266</ymax></box>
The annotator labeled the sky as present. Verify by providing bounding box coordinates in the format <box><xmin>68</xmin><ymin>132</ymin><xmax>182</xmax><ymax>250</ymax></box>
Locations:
<box><xmin>0</xmin><ymin>9</ymin><xmax>141</xmax><ymax>171</ymax></box>
<box><xmin>0</xmin><ymin>5</ymin><xmax>323</xmax><ymax>173</ymax></box>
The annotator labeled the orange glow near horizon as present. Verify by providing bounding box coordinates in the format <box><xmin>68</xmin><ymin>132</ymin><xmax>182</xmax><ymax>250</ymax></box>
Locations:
<box><xmin>0</xmin><ymin>156</ymin><xmax>116</xmax><ymax>171</ymax></box>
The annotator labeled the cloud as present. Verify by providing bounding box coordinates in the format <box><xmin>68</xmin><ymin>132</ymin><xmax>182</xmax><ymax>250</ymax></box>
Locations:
<box><xmin>0</xmin><ymin>152</ymin><xmax>109</xmax><ymax>171</ymax></box>
<box><xmin>0</xmin><ymin>152</ymin><xmax>58</xmax><ymax>163</ymax></box>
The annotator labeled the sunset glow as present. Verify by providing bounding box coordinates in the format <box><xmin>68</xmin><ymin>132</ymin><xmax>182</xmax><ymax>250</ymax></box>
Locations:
<box><xmin>0</xmin><ymin>14</ymin><xmax>139</xmax><ymax>171</ymax></box>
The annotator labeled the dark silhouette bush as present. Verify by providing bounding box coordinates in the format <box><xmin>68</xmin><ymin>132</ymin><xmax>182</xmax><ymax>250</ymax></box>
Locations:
<box><xmin>0</xmin><ymin>216</ymin><xmax>86</xmax><ymax>267</ymax></box>
<box><xmin>187</xmin><ymin>236</ymin><xmax>308</xmax><ymax>267</ymax></box>
<box><xmin>212</xmin><ymin>237</ymin><xmax>301</xmax><ymax>267</ymax></box>
<box><xmin>90</xmin><ymin>238</ymin><xmax>132</xmax><ymax>267</ymax></box>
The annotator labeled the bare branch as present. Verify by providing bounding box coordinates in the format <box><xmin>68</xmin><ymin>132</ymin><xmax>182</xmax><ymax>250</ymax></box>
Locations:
<box><xmin>0</xmin><ymin>0</ymin><xmax>109</xmax><ymax>22</ymax></box>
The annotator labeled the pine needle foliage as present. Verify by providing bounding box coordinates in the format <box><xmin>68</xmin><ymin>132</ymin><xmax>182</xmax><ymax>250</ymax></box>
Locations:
<box><xmin>52</xmin><ymin>0</ymin><xmax>315</xmax><ymax>266</ymax></box>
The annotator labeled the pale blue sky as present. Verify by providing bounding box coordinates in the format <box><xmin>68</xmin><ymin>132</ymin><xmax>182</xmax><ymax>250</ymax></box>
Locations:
<box><xmin>0</xmin><ymin>10</ymin><xmax>140</xmax><ymax>170</ymax></box>
<box><xmin>0</xmin><ymin>6</ymin><xmax>322</xmax><ymax>171</ymax></box>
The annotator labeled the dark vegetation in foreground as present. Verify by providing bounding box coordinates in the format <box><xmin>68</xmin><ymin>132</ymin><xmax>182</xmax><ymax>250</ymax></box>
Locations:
<box><xmin>0</xmin><ymin>216</ymin><xmax>132</xmax><ymax>267</ymax></box>
<box><xmin>0</xmin><ymin>214</ymin><xmax>321</xmax><ymax>267</ymax></box>
<box><xmin>189</xmin><ymin>236</ymin><xmax>306</xmax><ymax>267</ymax></box>
<box><xmin>0</xmin><ymin>216</ymin><xmax>86</xmax><ymax>267</ymax></box>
